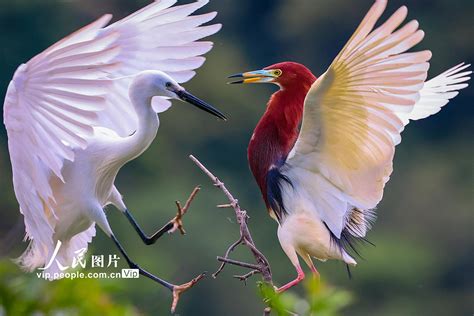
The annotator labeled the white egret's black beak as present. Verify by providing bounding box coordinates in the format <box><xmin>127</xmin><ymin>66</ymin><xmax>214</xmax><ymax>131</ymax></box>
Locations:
<box><xmin>175</xmin><ymin>89</ymin><xmax>227</xmax><ymax>121</ymax></box>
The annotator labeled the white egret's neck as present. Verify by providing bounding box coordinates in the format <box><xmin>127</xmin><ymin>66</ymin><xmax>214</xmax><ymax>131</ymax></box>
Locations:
<box><xmin>117</xmin><ymin>87</ymin><xmax>159</xmax><ymax>163</ymax></box>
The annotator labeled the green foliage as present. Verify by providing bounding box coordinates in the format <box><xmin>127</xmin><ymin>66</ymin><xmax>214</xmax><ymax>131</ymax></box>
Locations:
<box><xmin>259</xmin><ymin>279</ymin><xmax>352</xmax><ymax>316</ymax></box>
<box><xmin>0</xmin><ymin>261</ymin><xmax>137</xmax><ymax>316</ymax></box>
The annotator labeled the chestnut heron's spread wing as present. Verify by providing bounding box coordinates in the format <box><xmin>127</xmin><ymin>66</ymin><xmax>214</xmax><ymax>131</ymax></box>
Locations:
<box><xmin>284</xmin><ymin>0</ymin><xmax>469</xmax><ymax>238</ymax></box>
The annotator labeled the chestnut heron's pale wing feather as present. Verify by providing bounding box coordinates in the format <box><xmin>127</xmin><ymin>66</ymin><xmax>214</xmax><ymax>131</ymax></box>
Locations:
<box><xmin>285</xmin><ymin>0</ymin><xmax>433</xmax><ymax>237</ymax></box>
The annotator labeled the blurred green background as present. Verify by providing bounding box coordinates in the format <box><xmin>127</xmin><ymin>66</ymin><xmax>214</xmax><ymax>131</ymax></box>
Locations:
<box><xmin>0</xmin><ymin>0</ymin><xmax>472</xmax><ymax>315</ymax></box>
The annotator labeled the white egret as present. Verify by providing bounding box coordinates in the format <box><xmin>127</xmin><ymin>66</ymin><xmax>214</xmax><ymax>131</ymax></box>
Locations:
<box><xmin>3</xmin><ymin>0</ymin><xmax>226</xmax><ymax>298</ymax></box>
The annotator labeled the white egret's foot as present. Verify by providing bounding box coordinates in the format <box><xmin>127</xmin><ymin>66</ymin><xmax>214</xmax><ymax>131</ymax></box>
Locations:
<box><xmin>171</xmin><ymin>272</ymin><xmax>207</xmax><ymax>313</ymax></box>
<box><xmin>167</xmin><ymin>186</ymin><xmax>201</xmax><ymax>235</ymax></box>
<box><xmin>168</xmin><ymin>202</ymin><xmax>186</xmax><ymax>235</ymax></box>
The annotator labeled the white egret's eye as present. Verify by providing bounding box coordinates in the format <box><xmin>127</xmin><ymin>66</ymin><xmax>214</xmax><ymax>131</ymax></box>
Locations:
<box><xmin>165</xmin><ymin>82</ymin><xmax>172</xmax><ymax>88</ymax></box>
<box><xmin>274</xmin><ymin>69</ymin><xmax>282</xmax><ymax>77</ymax></box>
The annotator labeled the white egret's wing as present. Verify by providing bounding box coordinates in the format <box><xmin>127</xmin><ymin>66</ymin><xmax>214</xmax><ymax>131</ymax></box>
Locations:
<box><xmin>285</xmin><ymin>0</ymin><xmax>433</xmax><ymax>237</ymax></box>
<box><xmin>396</xmin><ymin>63</ymin><xmax>471</xmax><ymax>125</ymax></box>
<box><xmin>4</xmin><ymin>15</ymin><xmax>116</xmax><ymax>267</ymax></box>
<box><xmin>3</xmin><ymin>0</ymin><xmax>220</xmax><ymax>269</ymax></box>
<box><xmin>98</xmin><ymin>0</ymin><xmax>221</xmax><ymax>136</ymax></box>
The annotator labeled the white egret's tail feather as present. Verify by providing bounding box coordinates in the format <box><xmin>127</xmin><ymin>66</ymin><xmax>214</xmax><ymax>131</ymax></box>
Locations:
<box><xmin>44</xmin><ymin>225</ymin><xmax>96</xmax><ymax>280</ymax></box>
<box><xmin>15</xmin><ymin>239</ymin><xmax>49</xmax><ymax>272</ymax></box>
<box><xmin>15</xmin><ymin>225</ymin><xmax>96</xmax><ymax>280</ymax></box>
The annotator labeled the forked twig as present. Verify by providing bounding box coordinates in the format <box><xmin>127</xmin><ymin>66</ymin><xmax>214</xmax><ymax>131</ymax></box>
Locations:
<box><xmin>217</xmin><ymin>256</ymin><xmax>261</xmax><ymax>270</ymax></box>
<box><xmin>213</xmin><ymin>236</ymin><xmax>243</xmax><ymax>278</ymax></box>
<box><xmin>234</xmin><ymin>269</ymin><xmax>261</xmax><ymax>285</ymax></box>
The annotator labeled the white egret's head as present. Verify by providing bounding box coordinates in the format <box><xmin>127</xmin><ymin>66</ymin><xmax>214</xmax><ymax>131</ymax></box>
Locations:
<box><xmin>130</xmin><ymin>70</ymin><xmax>226</xmax><ymax>120</ymax></box>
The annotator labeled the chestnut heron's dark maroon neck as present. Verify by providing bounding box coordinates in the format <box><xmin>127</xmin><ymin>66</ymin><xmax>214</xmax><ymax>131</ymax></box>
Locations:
<box><xmin>247</xmin><ymin>73</ymin><xmax>316</xmax><ymax>209</ymax></box>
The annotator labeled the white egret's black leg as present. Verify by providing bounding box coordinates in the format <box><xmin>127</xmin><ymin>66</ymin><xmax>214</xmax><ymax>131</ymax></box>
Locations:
<box><xmin>124</xmin><ymin>209</ymin><xmax>174</xmax><ymax>245</ymax></box>
<box><xmin>120</xmin><ymin>187</ymin><xmax>200</xmax><ymax>246</ymax></box>
<box><xmin>111</xmin><ymin>234</ymin><xmax>174</xmax><ymax>291</ymax></box>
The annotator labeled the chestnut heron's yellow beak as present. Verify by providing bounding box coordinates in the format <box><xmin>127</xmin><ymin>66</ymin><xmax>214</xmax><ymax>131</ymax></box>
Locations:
<box><xmin>227</xmin><ymin>69</ymin><xmax>282</xmax><ymax>84</ymax></box>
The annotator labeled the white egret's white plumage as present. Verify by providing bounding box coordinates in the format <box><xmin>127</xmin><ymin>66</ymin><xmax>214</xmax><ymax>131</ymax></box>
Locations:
<box><xmin>231</xmin><ymin>0</ymin><xmax>470</xmax><ymax>292</ymax></box>
<box><xmin>3</xmin><ymin>0</ymin><xmax>223</xmax><ymax>277</ymax></box>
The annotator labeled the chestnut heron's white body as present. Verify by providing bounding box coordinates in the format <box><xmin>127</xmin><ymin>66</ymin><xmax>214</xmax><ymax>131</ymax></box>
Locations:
<box><xmin>230</xmin><ymin>0</ymin><xmax>471</xmax><ymax>292</ymax></box>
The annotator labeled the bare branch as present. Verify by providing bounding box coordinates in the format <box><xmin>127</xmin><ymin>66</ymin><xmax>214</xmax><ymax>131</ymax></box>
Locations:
<box><xmin>190</xmin><ymin>155</ymin><xmax>274</xmax><ymax>314</ymax></box>
<box><xmin>216</xmin><ymin>256</ymin><xmax>261</xmax><ymax>270</ymax></box>
<box><xmin>234</xmin><ymin>269</ymin><xmax>261</xmax><ymax>285</ymax></box>
<box><xmin>217</xmin><ymin>203</ymin><xmax>234</xmax><ymax>208</ymax></box>
<box><xmin>212</xmin><ymin>236</ymin><xmax>244</xmax><ymax>278</ymax></box>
